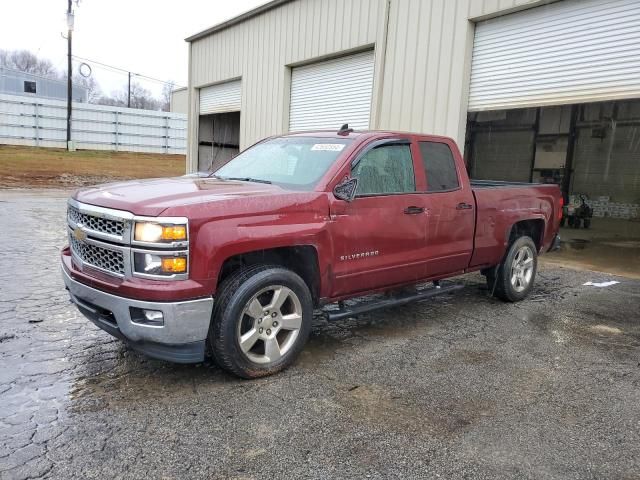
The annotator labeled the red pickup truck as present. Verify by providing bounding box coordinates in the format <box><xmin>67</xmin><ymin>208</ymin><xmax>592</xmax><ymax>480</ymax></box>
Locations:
<box><xmin>62</xmin><ymin>128</ymin><xmax>562</xmax><ymax>378</ymax></box>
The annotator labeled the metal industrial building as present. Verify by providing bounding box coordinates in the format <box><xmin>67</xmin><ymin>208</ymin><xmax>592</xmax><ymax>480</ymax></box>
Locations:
<box><xmin>184</xmin><ymin>0</ymin><xmax>640</xmax><ymax>222</ymax></box>
<box><xmin>170</xmin><ymin>87</ymin><xmax>188</xmax><ymax>114</ymax></box>
<box><xmin>0</xmin><ymin>67</ymin><xmax>88</xmax><ymax>103</ymax></box>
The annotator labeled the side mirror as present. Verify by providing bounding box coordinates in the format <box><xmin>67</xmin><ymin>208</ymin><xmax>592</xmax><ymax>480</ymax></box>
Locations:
<box><xmin>333</xmin><ymin>177</ymin><xmax>358</xmax><ymax>202</ymax></box>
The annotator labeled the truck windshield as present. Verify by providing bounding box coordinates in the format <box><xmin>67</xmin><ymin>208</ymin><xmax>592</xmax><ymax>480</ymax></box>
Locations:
<box><xmin>213</xmin><ymin>137</ymin><xmax>352</xmax><ymax>190</ymax></box>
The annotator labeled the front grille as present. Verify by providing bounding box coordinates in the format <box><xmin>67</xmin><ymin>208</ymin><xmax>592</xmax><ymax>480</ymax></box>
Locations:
<box><xmin>70</xmin><ymin>235</ymin><xmax>125</xmax><ymax>276</ymax></box>
<box><xmin>68</xmin><ymin>205</ymin><xmax>125</xmax><ymax>237</ymax></box>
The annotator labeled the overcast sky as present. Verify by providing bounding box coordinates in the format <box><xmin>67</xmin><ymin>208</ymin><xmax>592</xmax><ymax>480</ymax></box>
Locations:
<box><xmin>0</xmin><ymin>0</ymin><xmax>268</xmax><ymax>97</ymax></box>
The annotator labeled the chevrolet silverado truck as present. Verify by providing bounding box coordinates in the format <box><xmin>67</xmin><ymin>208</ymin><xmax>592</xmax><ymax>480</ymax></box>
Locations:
<box><xmin>62</xmin><ymin>128</ymin><xmax>562</xmax><ymax>378</ymax></box>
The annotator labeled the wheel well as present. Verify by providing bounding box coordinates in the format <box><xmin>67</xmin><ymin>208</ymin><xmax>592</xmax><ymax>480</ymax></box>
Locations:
<box><xmin>508</xmin><ymin>219</ymin><xmax>545</xmax><ymax>251</ymax></box>
<box><xmin>217</xmin><ymin>246</ymin><xmax>321</xmax><ymax>306</ymax></box>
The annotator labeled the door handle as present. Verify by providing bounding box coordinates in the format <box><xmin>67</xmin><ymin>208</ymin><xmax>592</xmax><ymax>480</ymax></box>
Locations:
<box><xmin>456</xmin><ymin>202</ymin><xmax>473</xmax><ymax>210</ymax></box>
<box><xmin>404</xmin><ymin>206</ymin><xmax>424</xmax><ymax>215</ymax></box>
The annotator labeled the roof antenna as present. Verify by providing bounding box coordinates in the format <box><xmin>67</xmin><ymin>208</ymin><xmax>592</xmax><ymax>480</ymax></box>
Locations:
<box><xmin>337</xmin><ymin>123</ymin><xmax>353</xmax><ymax>136</ymax></box>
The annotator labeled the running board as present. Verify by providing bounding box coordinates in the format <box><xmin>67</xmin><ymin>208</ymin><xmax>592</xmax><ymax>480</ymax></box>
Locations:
<box><xmin>323</xmin><ymin>283</ymin><xmax>464</xmax><ymax>322</ymax></box>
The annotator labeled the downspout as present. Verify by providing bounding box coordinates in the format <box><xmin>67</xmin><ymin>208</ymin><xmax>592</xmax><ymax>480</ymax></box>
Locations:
<box><xmin>187</xmin><ymin>42</ymin><xmax>199</xmax><ymax>173</ymax></box>
<box><xmin>373</xmin><ymin>0</ymin><xmax>392</xmax><ymax>129</ymax></box>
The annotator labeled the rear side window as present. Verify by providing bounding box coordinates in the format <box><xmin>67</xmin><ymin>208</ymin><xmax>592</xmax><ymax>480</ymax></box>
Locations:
<box><xmin>419</xmin><ymin>141</ymin><xmax>459</xmax><ymax>191</ymax></box>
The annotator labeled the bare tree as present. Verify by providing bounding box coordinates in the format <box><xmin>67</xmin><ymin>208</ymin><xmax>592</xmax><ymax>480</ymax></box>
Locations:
<box><xmin>97</xmin><ymin>82</ymin><xmax>161</xmax><ymax>110</ymax></box>
<box><xmin>0</xmin><ymin>49</ymin><xmax>58</xmax><ymax>77</ymax></box>
<box><xmin>72</xmin><ymin>74</ymin><xmax>102</xmax><ymax>103</ymax></box>
<box><xmin>161</xmin><ymin>81</ymin><xmax>175</xmax><ymax>112</ymax></box>
<box><xmin>126</xmin><ymin>82</ymin><xmax>161</xmax><ymax>110</ymax></box>
<box><xmin>1</xmin><ymin>49</ymin><xmax>170</xmax><ymax>110</ymax></box>
<box><xmin>95</xmin><ymin>94</ymin><xmax>123</xmax><ymax>107</ymax></box>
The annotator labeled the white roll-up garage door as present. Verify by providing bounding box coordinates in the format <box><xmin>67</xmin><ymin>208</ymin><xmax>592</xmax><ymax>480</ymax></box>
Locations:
<box><xmin>289</xmin><ymin>51</ymin><xmax>375</xmax><ymax>131</ymax></box>
<box><xmin>468</xmin><ymin>0</ymin><xmax>640</xmax><ymax>111</ymax></box>
<box><xmin>199</xmin><ymin>80</ymin><xmax>241</xmax><ymax>115</ymax></box>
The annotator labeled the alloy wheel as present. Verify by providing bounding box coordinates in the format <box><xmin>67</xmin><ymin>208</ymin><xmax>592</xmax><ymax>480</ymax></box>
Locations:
<box><xmin>236</xmin><ymin>285</ymin><xmax>303</xmax><ymax>364</ymax></box>
<box><xmin>510</xmin><ymin>245</ymin><xmax>534</xmax><ymax>292</ymax></box>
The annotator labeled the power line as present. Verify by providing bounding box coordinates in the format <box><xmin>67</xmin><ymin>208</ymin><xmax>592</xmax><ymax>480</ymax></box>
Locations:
<box><xmin>71</xmin><ymin>55</ymin><xmax>185</xmax><ymax>88</ymax></box>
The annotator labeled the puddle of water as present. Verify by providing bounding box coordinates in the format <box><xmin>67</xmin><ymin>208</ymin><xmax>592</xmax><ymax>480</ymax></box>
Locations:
<box><xmin>544</xmin><ymin>236</ymin><xmax>640</xmax><ymax>279</ymax></box>
<box><xmin>339</xmin><ymin>384</ymin><xmax>493</xmax><ymax>437</ymax></box>
<box><xmin>601</xmin><ymin>240</ymin><xmax>640</xmax><ymax>248</ymax></box>
<box><xmin>589</xmin><ymin>325</ymin><xmax>623</xmax><ymax>335</ymax></box>
<box><xmin>566</xmin><ymin>239</ymin><xmax>590</xmax><ymax>250</ymax></box>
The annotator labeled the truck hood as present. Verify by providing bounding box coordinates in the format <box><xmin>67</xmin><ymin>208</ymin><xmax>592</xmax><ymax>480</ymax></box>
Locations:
<box><xmin>74</xmin><ymin>176</ymin><xmax>308</xmax><ymax>216</ymax></box>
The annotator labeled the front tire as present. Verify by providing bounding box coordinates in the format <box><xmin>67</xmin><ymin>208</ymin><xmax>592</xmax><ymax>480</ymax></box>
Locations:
<box><xmin>486</xmin><ymin>236</ymin><xmax>538</xmax><ymax>302</ymax></box>
<box><xmin>208</xmin><ymin>265</ymin><xmax>313</xmax><ymax>378</ymax></box>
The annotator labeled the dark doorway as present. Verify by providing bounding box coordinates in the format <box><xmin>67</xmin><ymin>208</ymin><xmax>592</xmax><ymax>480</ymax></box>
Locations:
<box><xmin>198</xmin><ymin>111</ymin><xmax>240</xmax><ymax>172</ymax></box>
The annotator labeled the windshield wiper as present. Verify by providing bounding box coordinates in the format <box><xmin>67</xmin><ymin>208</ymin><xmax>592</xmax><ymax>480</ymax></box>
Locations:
<box><xmin>225</xmin><ymin>177</ymin><xmax>272</xmax><ymax>184</ymax></box>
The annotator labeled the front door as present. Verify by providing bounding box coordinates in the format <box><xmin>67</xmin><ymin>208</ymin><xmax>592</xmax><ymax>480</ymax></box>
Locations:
<box><xmin>329</xmin><ymin>139</ymin><xmax>429</xmax><ymax>297</ymax></box>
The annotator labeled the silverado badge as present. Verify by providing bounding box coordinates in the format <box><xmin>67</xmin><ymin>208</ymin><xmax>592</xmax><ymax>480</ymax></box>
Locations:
<box><xmin>73</xmin><ymin>226</ymin><xmax>87</xmax><ymax>241</ymax></box>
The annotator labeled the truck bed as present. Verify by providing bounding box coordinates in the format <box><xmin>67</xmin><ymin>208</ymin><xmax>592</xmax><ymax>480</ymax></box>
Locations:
<box><xmin>470</xmin><ymin>179</ymin><xmax>558</xmax><ymax>189</ymax></box>
<box><xmin>469</xmin><ymin>180</ymin><xmax>562</xmax><ymax>269</ymax></box>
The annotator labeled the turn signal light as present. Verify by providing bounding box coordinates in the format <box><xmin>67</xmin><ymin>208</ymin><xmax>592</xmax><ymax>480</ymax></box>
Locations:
<box><xmin>134</xmin><ymin>222</ymin><xmax>187</xmax><ymax>243</ymax></box>
<box><xmin>161</xmin><ymin>225</ymin><xmax>187</xmax><ymax>241</ymax></box>
<box><xmin>161</xmin><ymin>257</ymin><xmax>187</xmax><ymax>273</ymax></box>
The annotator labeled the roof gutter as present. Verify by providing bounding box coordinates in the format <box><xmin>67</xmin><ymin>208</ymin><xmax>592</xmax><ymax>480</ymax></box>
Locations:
<box><xmin>185</xmin><ymin>0</ymin><xmax>294</xmax><ymax>42</ymax></box>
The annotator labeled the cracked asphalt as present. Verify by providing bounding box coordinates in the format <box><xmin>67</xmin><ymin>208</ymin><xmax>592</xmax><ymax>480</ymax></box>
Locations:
<box><xmin>1</xmin><ymin>188</ymin><xmax>639</xmax><ymax>480</ymax></box>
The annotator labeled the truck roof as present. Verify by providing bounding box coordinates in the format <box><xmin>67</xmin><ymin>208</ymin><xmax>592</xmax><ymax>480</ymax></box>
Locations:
<box><xmin>282</xmin><ymin>129</ymin><xmax>455</xmax><ymax>143</ymax></box>
<box><xmin>283</xmin><ymin>130</ymin><xmax>375</xmax><ymax>139</ymax></box>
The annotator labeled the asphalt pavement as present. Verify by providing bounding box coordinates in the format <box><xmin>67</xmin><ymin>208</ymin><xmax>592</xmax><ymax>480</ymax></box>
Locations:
<box><xmin>1</xmin><ymin>189</ymin><xmax>639</xmax><ymax>480</ymax></box>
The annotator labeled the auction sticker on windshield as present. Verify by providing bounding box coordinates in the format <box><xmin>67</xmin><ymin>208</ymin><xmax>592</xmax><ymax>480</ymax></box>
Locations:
<box><xmin>311</xmin><ymin>143</ymin><xmax>346</xmax><ymax>152</ymax></box>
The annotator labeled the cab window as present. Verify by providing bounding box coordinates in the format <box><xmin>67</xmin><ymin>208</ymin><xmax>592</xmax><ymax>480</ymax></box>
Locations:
<box><xmin>419</xmin><ymin>141</ymin><xmax>459</xmax><ymax>192</ymax></box>
<box><xmin>352</xmin><ymin>143</ymin><xmax>416</xmax><ymax>196</ymax></box>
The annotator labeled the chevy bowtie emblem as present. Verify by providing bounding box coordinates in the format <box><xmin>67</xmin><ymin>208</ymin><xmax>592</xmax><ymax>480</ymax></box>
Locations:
<box><xmin>73</xmin><ymin>226</ymin><xmax>87</xmax><ymax>241</ymax></box>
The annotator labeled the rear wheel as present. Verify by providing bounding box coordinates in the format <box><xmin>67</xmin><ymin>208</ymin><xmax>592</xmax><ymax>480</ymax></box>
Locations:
<box><xmin>486</xmin><ymin>236</ymin><xmax>537</xmax><ymax>302</ymax></box>
<box><xmin>208</xmin><ymin>265</ymin><xmax>313</xmax><ymax>378</ymax></box>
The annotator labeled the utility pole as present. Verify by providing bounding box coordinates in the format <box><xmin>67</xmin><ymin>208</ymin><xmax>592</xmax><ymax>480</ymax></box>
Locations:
<box><xmin>66</xmin><ymin>0</ymin><xmax>74</xmax><ymax>150</ymax></box>
<box><xmin>127</xmin><ymin>71</ymin><xmax>131</xmax><ymax>108</ymax></box>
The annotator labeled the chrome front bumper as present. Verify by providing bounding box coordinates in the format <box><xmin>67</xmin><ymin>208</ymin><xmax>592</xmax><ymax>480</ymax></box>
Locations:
<box><xmin>62</xmin><ymin>266</ymin><xmax>213</xmax><ymax>363</ymax></box>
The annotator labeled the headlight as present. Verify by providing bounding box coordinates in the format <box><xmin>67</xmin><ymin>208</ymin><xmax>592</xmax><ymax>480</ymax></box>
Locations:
<box><xmin>134</xmin><ymin>252</ymin><xmax>188</xmax><ymax>276</ymax></box>
<box><xmin>134</xmin><ymin>222</ymin><xmax>187</xmax><ymax>243</ymax></box>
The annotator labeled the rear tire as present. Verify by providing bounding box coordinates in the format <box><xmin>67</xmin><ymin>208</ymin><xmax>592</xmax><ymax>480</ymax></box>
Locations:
<box><xmin>486</xmin><ymin>236</ymin><xmax>538</xmax><ymax>302</ymax></box>
<box><xmin>208</xmin><ymin>265</ymin><xmax>313</xmax><ymax>379</ymax></box>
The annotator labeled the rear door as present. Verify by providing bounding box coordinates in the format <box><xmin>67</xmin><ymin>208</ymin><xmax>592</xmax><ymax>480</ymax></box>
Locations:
<box><xmin>417</xmin><ymin>139</ymin><xmax>475</xmax><ymax>276</ymax></box>
<box><xmin>329</xmin><ymin>138</ymin><xmax>429</xmax><ymax>296</ymax></box>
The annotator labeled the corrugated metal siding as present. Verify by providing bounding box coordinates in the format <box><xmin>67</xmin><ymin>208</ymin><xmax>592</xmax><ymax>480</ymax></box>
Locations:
<box><xmin>0</xmin><ymin>93</ymin><xmax>187</xmax><ymax>153</ymax></box>
<box><xmin>170</xmin><ymin>89</ymin><xmax>189</xmax><ymax>114</ymax></box>
<box><xmin>289</xmin><ymin>50</ymin><xmax>375</xmax><ymax>131</ymax></box>
<box><xmin>200</xmin><ymin>80</ymin><xmax>242</xmax><ymax>114</ymax></box>
<box><xmin>469</xmin><ymin>0</ymin><xmax>640</xmax><ymax>111</ymax></box>
<box><xmin>188</xmin><ymin>0</ymin><xmax>386</xmax><ymax>167</ymax></box>
<box><xmin>0</xmin><ymin>67</ymin><xmax>88</xmax><ymax>102</ymax></box>
<box><xmin>376</xmin><ymin>0</ymin><xmax>476</xmax><ymax>145</ymax></box>
<box><xmin>187</xmin><ymin>0</ymin><xmax>554</xmax><ymax>170</ymax></box>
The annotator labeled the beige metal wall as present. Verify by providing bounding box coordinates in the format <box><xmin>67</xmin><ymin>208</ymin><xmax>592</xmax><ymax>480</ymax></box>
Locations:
<box><xmin>187</xmin><ymin>0</ymin><xmax>553</xmax><ymax>171</ymax></box>
<box><xmin>170</xmin><ymin>88</ymin><xmax>188</xmax><ymax>114</ymax></box>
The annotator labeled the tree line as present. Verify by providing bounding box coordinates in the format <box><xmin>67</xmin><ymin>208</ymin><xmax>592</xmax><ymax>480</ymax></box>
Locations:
<box><xmin>0</xmin><ymin>49</ymin><xmax>173</xmax><ymax>111</ymax></box>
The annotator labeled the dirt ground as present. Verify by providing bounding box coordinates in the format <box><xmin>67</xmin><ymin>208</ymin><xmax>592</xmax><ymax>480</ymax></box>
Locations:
<box><xmin>0</xmin><ymin>145</ymin><xmax>185</xmax><ymax>188</ymax></box>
